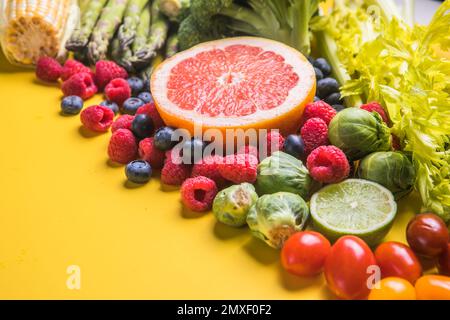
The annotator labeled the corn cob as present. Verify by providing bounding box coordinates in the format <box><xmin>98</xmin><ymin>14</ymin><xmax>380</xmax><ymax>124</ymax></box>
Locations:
<box><xmin>87</xmin><ymin>0</ymin><xmax>129</xmax><ymax>64</ymax></box>
<box><xmin>66</xmin><ymin>0</ymin><xmax>108</xmax><ymax>52</ymax></box>
<box><xmin>118</xmin><ymin>0</ymin><xmax>149</xmax><ymax>49</ymax></box>
<box><xmin>130</xmin><ymin>0</ymin><xmax>169</xmax><ymax>69</ymax></box>
<box><xmin>0</xmin><ymin>0</ymin><xmax>80</xmax><ymax>66</ymax></box>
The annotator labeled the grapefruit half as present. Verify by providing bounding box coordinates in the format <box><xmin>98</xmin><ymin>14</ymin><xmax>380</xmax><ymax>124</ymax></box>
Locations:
<box><xmin>151</xmin><ymin>37</ymin><xmax>316</xmax><ymax>137</ymax></box>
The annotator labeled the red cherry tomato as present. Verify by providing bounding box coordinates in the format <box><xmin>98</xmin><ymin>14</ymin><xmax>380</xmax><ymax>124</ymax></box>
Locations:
<box><xmin>324</xmin><ymin>236</ymin><xmax>377</xmax><ymax>300</ymax></box>
<box><xmin>406</xmin><ymin>213</ymin><xmax>449</xmax><ymax>258</ymax></box>
<box><xmin>438</xmin><ymin>243</ymin><xmax>450</xmax><ymax>276</ymax></box>
<box><xmin>281</xmin><ymin>231</ymin><xmax>331</xmax><ymax>277</ymax></box>
<box><xmin>374</xmin><ymin>241</ymin><xmax>422</xmax><ymax>284</ymax></box>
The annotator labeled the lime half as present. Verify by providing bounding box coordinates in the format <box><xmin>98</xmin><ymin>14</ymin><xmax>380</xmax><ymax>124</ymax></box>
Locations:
<box><xmin>310</xmin><ymin>179</ymin><xmax>397</xmax><ymax>246</ymax></box>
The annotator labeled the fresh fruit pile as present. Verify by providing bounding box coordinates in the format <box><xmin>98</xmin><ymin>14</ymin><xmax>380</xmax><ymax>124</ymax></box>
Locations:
<box><xmin>30</xmin><ymin>0</ymin><xmax>450</xmax><ymax>301</ymax></box>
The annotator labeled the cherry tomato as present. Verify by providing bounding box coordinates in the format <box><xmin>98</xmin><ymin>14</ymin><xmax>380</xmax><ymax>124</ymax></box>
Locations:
<box><xmin>324</xmin><ymin>236</ymin><xmax>377</xmax><ymax>300</ymax></box>
<box><xmin>368</xmin><ymin>277</ymin><xmax>416</xmax><ymax>300</ymax></box>
<box><xmin>374</xmin><ymin>241</ymin><xmax>422</xmax><ymax>284</ymax></box>
<box><xmin>406</xmin><ymin>213</ymin><xmax>449</xmax><ymax>258</ymax></box>
<box><xmin>281</xmin><ymin>231</ymin><xmax>331</xmax><ymax>277</ymax></box>
<box><xmin>438</xmin><ymin>243</ymin><xmax>450</xmax><ymax>276</ymax></box>
<box><xmin>415</xmin><ymin>275</ymin><xmax>450</xmax><ymax>300</ymax></box>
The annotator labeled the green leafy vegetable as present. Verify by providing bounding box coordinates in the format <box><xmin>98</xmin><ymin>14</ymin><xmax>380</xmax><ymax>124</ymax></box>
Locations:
<box><xmin>178</xmin><ymin>0</ymin><xmax>325</xmax><ymax>55</ymax></box>
<box><xmin>339</xmin><ymin>1</ymin><xmax>450</xmax><ymax>222</ymax></box>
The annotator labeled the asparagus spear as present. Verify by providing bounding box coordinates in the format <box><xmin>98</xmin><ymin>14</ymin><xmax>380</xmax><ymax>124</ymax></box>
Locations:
<box><xmin>165</xmin><ymin>33</ymin><xmax>179</xmax><ymax>58</ymax></box>
<box><xmin>115</xmin><ymin>3</ymin><xmax>151</xmax><ymax>72</ymax></box>
<box><xmin>118</xmin><ymin>0</ymin><xmax>150</xmax><ymax>49</ymax></box>
<box><xmin>66</xmin><ymin>0</ymin><xmax>109</xmax><ymax>52</ymax></box>
<box><xmin>87</xmin><ymin>0</ymin><xmax>130</xmax><ymax>64</ymax></box>
<box><xmin>139</xmin><ymin>52</ymin><xmax>164</xmax><ymax>81</ymax></box>
<box><xmin>130</xmin><ymin>0</ymin><xmax>169</xmax><ymax>69</ymax></box>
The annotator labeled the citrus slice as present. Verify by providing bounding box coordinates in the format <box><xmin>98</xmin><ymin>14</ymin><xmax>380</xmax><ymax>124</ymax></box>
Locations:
<box><xmin>151</xmin><ymin>37</ymin><xmax>316</xmax><ymax>137</ymax></box>
<box><xmin>310</xmin><ymin>179</ymin><xmax>397</xmax><ymax>246</ymax></box>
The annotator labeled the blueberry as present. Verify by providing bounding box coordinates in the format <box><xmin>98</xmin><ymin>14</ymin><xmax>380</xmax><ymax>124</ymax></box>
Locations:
<box><xmin>314</xmin><ymin>67</ymin><xmax>324</xmax><ymax>81</ymax></box>
<box><xmin>127</xmin><ymin>76</ymin><xmax>144</xmax><ymax>96</ymax></box>
<box><xmin>125</xmin><ymin>160</ymin><xmax>152</xmax><ymax>184</ymax></box>
<box><xmin>332</xmin><ymin>104</ymin><xmax>346</xmax><ymax>112</ymax></box>
<box><xmin>324</xmin><ymin>92</ymin><xmax>342</xmax><ymax>106</ymax></box>
<box><xmin>307</xmin><ymin>56</ymin><xmax>316</xmax><ymax>65</ymax></box>
<box><xmin>100</xmin><ymin>100</ymin><xmax>119</xmax><ymax>115</ymax></box>
<box><xmin>61</xmin><ymin>96</ymin><xmax>83</xmax><ymax>115</ymax></box>
<box><xmin>313</xmin><ymin>96</ymin><xmax>321</xmax><ymax>102</ymax></box>
<box><xmin>313</xmin><ymin>58</ymin><xmax>331</xmax><ymax>76</ymax></box>
<box><xmin>154</xmin><ymin>126</ymin><xmax>177</xmax><ymax>151</ymax></box>
<box><xmin>131</xmin><ymin>114</ymin><xmax>154</xmax><ymax>139</ymax></box>
<box><xmin>317</xmin><ymin>77</ymin><xmax>339</xmax><ymax>99</ymax></box>
<box><xmin>283</xmin><ymin>135</ymin><xmax>305</xmax><ymax>159</ymax></box>
<box><xmin>138</xmin><ymin>92</ymin><xmax>153</xmax><ymax>104</ymax></box>
<box><xmin>181</xmin><ymin>138</ymin><xmax>207</xmax><ymax>164</ymax></box>
<box><xmin>122</xmin><ymin>97</ymin><xmax>145</xmax><ymax>115</ymax></box>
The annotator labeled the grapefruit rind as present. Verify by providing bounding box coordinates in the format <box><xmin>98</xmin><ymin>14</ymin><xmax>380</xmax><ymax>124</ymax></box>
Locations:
<box><xmin>151</xmin><ymin>37</ymin><xmax>316</xmax><ymax>136</ymax></box>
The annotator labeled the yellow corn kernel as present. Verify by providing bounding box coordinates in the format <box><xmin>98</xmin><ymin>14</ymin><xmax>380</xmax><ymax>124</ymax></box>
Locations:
<box><xmin>1</xmin><ymin>0</ymin><xmax>79</xmax><ymax>66</ymax></box>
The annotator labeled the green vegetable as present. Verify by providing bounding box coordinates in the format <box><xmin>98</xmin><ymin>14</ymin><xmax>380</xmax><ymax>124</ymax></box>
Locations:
<box><xmin>66</xmin><ymin>0</ymin><xmax>109</xmax><ymax>52</ymax></box>
<box><xmin>328</xmin><ymin>108</ymin><xmax>391</xmax><ymax>160</ymax></box>
<box><xmin>165</xmin><ymin>33</ymin><xmax>179</xmax><ymax>58</ymax></box>
<box><xmin>130</xmin><ymin>0</ymin><xmax>169</xmax><ymax>70</ymax></box>
<box><xmin>256</xmin><ymin>151</ymin><xmax>313</xmax><ymax>199</ymax></box>
<box><xmin>118</xmin><ymin>0</ymin><xmax>149</xmax><ymax>49</ymax></box>
<box><xmin>178</xmin><ymin>0</ymin><xmax>325</xmax><ymax>55</ymax></box>
<box><xmin>87</xmin><ymin>0</ymin><xmax>130</xmax><ymax>63</ymax></box>
<box><xmin>310</xmin><ymin>0</ymin><xmax>403</xmax><ymax>106</ymax></box>
<box><xmin>213</xmin><ymin>183</ymin><xmax>258</xmax><ymax>227</ymax></box>
<box><xmin>339</xmin><ymin>1</ymin><xmax>450</xmax><ymax>222</ymax></box>
<box><xmin>159</xmin><ymin>0</ymin><xmax>191</xmax><ymax>21</ymax></box>
<box><xmin>247</xmin><ymin>192</ymin><xmax>309</xmax><ymax>249</ymax></box>
<box><xmin>358</xmin><ymin>152</ymin><xmax>416</xmax><ymax>200</ymax></box>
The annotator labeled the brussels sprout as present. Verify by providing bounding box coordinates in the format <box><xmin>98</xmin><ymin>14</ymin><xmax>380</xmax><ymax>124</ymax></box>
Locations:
<box><xmin>328</xmin><ymin>108</ymin><xmax>391</xmax><ymax>160</ymax></box>
<box><xmin>256</xmin><ymin>151</ymin><xmax>313</xmax><ymax>199</ymax></box>
<box><xmin>212</xmin><ymin>183</ymin><xmax>258</xmax><ymax>227</ymax></box>
<box><xmin>358</xmin><ymin>151</ymin><xmax>416</xmax><ymax>200</ymax></box>
<box><xmin>246</xmin><ymin>192</ymin><xmax>309</xmax><ymax>249</ymax></box>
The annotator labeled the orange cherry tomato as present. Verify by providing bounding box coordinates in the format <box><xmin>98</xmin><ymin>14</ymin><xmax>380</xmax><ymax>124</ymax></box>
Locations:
<box><xmin>368</xmin><ymin>277</ymin><xmax>416</xmax><ymax>300</ymax></box>
<box><xmin>415</xmin><ymin>275</ymin><xmax>450</xmax><ymax>300</ymax></box>
<box><xmin>281</xmin><ymin>231</ymin><xmax>331</xmax><ymax>277</ymax></box>
<box><xmin>375</xmin><ymin>241</ymin><xmax>422</xmax><ymax>284</ymax></box>
<box><xmin>324</xmin><ymin>236</ymin><xmax>377</xmax><ymax>300</ymax></box>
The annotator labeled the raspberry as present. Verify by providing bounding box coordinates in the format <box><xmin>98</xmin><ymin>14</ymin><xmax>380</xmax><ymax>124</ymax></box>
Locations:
<box><xmin>112</xmin><ymin>115</ymin><xmax>134</xmax><ymax>133</ymax></box>
<box><xmin>105</xmin><ymin>78</ymin><xmax>131</xmax><ymax>105</ymax></box>
<box><xmin>136</xmin><ymin>103</ymin><xmax>165</xmax><ymax>129</ymax></box>
<box><xmin>237</xmin><ymin>145</ymin><xmax>259</xmax><ymax>159</ymax></box>
<box><xmin>108</xmin><ymin>129</ymin><xmax>138</xmax><ymax>164</ymax></box>
<box><xmin>161</xmin><ymin>150</ymin><xmax>191</xmax><ymax>186</ymax></box>
<box><xmin>139</xmin><ymin>138</ymin><xmax>166</xmax><ymax>169</ymax></box>
<box><xmin>80</xmin><ymin>105</ymin><xmax>114</xmax><ymax>132</ymax></box>
<box><xmin>360</xmin><ymin>102</ymin><xmax>389</xmax><ymax>124</ymax></box>
<box><xmin>62</xmin><ymin>72</ymin><xmax>98</xmax><ymax>100</ymax></box>
<box><xmin>36</xmin><ymin>56</ymin><xmax>62</xmax><ymax>82</ymax></box>
<box><xmin>306</xmin><ymin>145</ymin><xmax>350</xmax><ymax>184</ymax></box>
<box><xmin>218</xmin><ymin>154</ymin><xmax>258</xmax><ymax>184</ymax></box>
<box><xmin>192</xmin><ymin>155</ymin><xmax>227</xmax><ymax>187</ymax></box>
<box><xmin>181</xmin><ymin>176</ymin><xmax>218</xmax><ymax>212</ymax></box>
<box><xmin>94</xmin><ymin>60</ymin><xmax>128</xmax><ymax>90</ymax></box>
<box><xmin>301</xmin><ymin>117</ymin><xmax>329</xmax><ymax>154</ymax></box>
<box><xmin>61</xmin><ymin>59</ymin><xmax>93</xmax><ymax>81</ymax></box>
<box><xmin>265</xmin><ymin>131</ymin><xmax>285</xmax><ymax>157</ymax></box>
<box><xmin>302</xmin><ymin>101</ymin><xmax>337</xmax><ymax>125</ymax></box>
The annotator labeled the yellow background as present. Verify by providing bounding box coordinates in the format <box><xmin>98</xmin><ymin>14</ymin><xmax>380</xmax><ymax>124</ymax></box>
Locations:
<box><xmin>0</xmin><ymin>53</ymin><xmax>422</xmax><ymax>300</ymax></box>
